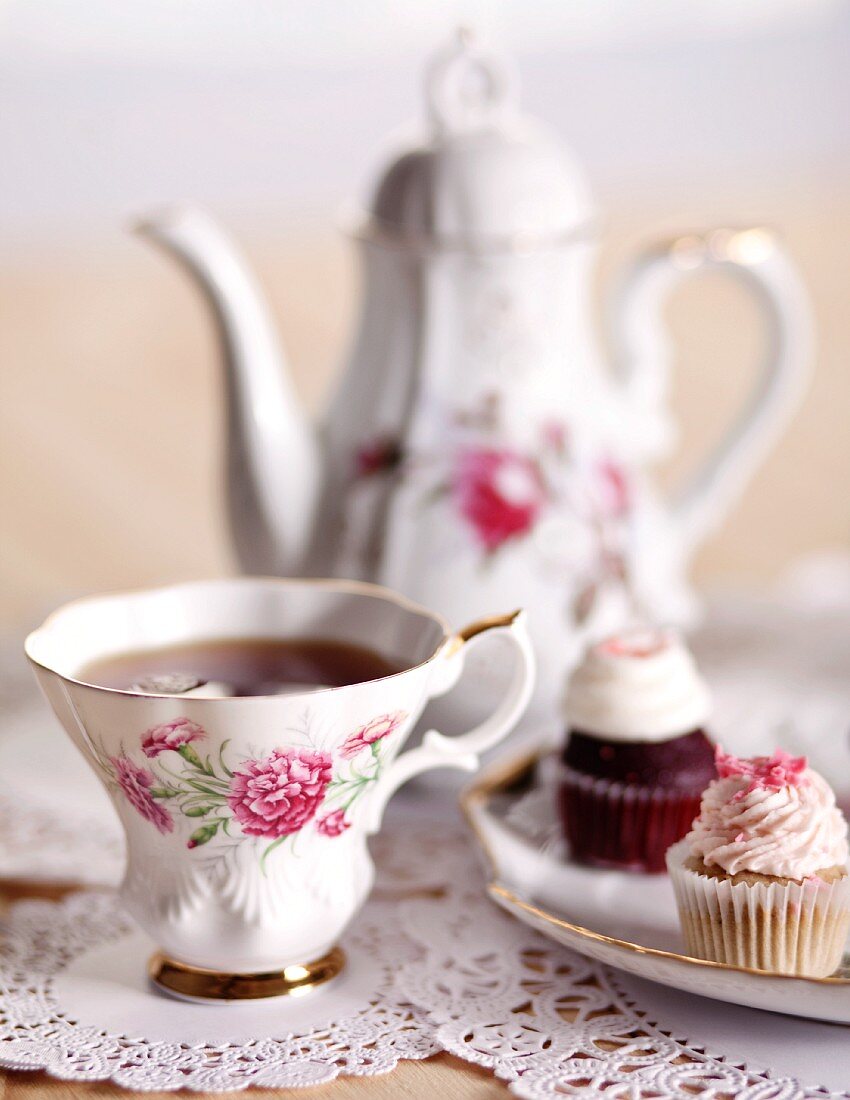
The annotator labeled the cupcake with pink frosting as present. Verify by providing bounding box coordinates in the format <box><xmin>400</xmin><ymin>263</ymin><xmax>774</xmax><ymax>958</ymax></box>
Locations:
<box><xmin>667</xmin><ymin>747</ymin><xmax>850</xmax><ymax>977</ymax></box>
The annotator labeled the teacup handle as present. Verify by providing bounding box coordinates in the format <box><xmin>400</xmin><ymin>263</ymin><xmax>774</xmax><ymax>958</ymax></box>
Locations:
<box><xmin>364</xmin><ymin>610</ymin><xmax>535</xmax><ymax>834</ymax></box>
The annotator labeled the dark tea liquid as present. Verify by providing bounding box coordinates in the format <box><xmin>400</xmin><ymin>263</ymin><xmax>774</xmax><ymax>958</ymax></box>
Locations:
<box><xmin>80</xmin><ymin>637</ymin><xmax>402</xmax><ymax>697</ymax></box>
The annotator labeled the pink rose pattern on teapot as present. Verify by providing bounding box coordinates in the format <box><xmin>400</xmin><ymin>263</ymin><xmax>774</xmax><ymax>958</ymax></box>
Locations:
<box><xmin>450</xmin><ymin>447</ymin><xmax>546</xmax><ymax>551</ymax></box>
<box><xmin>91</xmin><ymin>710</ymin><xmax>408</xmax><ymax>865</ymax></box>
<box><xmin>353</xmin><ymin>392</ymin><xmax>632</xmax><ymax>624</ymax></box>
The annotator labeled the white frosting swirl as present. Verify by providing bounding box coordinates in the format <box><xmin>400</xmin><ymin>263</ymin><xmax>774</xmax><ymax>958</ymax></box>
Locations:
<box><xmin>564</xmin><ymin>628</ymin><xmax>711</xmax><ymax>741</ymax></box>
<box><xmin>687</xmin><ymin>760</ymin><xmax>849</xmax><ymax>878</ymax></box>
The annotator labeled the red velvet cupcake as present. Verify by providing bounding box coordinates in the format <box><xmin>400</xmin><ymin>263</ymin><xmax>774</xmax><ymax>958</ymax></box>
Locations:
<box><xmin>558</xmin><ymin>629</ymin><xmax>716</xmax><ymax>873</ymax></box>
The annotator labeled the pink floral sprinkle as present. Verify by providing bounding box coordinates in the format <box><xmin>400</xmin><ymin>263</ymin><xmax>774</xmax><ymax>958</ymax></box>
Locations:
<box><xmin>715</xmin><ymin>746</ymin><xmax>808</xmax><ymax>795</ymax></box>
<box><xmin>141</xmin><ymin>717</ymin><xmax>206</xmax><ymax>758</ymax></box>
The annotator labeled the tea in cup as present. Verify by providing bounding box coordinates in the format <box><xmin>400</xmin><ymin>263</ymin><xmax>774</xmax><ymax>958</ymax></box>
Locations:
<box><xmin>26</xmin><ymin>578</ymin><xmax>534</xmax><ymax>1001</ymax></box>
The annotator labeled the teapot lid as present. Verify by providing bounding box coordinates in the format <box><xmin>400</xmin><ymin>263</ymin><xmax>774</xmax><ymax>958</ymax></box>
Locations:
<box><xmin>359</xmin><ymin>29</ymin><xmax>595</xmax><ymax>253</ymax></box>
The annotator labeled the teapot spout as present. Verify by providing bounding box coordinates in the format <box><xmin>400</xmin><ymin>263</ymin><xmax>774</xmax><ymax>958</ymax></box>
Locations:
<box><xmin>135</xmin><ymin>208</ymin><xmax>321</xmax><ymax>576</ymax></box>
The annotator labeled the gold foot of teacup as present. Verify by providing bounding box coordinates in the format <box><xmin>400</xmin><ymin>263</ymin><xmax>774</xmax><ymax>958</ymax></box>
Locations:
<box><xmin>149</xmin><ymin>946</ymin><xmax>346</xmax><ymax>1002</ymax></box>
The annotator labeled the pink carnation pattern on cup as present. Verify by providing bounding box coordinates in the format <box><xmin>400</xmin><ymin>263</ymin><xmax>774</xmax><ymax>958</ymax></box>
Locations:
<box><xmin>88</xmin><ymin>706</ymin><xmax>405</xmax><ymax>860</ymax></box>
<box><xmin>111</xmin><ymin>754</ymin><xmax>174</xmax><ymax>834</ymax></box>
<box><xmin>141</xmin><ymin>717</ymin><xmax>206</xmax><ymax>759</ymax></box>
<box><xmin>227</xmin><ymin>749</ymin><xmax>333</xmax><ymax>839</ymax></box>
<box><xmin>340</xmin><ymin>711</ymin><xmax>407</xmax><ymax>760</ymax></box>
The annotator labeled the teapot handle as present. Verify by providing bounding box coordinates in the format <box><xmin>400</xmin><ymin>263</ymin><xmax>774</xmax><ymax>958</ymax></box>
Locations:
<box><xmin>611</xmin><ymin>228</ymin><xmax>813</xmax><ymax>551</ymax></box>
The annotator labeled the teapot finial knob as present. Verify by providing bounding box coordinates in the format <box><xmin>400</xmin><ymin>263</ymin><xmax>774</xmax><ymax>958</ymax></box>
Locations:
<box><xmin>425</xmin><ymin>27</ymin><xmax>517</xmax><ymax>135</ymax></box>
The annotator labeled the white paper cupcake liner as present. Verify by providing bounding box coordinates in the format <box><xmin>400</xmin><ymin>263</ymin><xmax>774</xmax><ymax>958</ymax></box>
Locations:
<box><xmin>666</xmin><ymin>840</ymin><xmax>850</xmax><ymax>977</ymax></box>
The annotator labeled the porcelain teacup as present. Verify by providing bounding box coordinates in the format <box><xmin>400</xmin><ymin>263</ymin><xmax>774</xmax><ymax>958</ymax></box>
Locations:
<box><xmin>25</xmin><ymin>577</ymin><xmax>534</xmax><ymax>1001</ymax></box>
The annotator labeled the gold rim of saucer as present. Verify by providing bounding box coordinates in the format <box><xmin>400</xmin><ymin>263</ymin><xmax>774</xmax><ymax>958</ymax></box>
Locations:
<box><xmin>149</xmin><ymin>946</ymin><xmax>346</xmax><ymax>1001</ymax></box>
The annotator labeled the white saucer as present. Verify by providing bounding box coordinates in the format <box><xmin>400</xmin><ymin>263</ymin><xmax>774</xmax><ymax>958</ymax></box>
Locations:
<box><xmin>462</xmin><ymin>750</ymin><xmax>850</xmax><ymax>1025</ymax></box>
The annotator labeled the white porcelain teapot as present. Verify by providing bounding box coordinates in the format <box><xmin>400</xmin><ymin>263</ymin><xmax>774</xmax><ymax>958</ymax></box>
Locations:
<box><xmin>137</xmin><ymin>32</ymin><xmax>812</xmax><ymax>716</ymax></box>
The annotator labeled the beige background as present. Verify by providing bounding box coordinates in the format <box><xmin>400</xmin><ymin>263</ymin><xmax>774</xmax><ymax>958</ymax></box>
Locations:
<box><xmin>3</xmin><ymin>180</ymin><xmax>849</xmax><ymax>632</ymax></box>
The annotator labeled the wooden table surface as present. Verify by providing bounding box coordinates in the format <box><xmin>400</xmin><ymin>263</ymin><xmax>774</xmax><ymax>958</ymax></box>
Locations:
<box><xmin>1</xmin><ymin>1057</ymin><xmax>507</xmax><ymax>1100</ymax></box>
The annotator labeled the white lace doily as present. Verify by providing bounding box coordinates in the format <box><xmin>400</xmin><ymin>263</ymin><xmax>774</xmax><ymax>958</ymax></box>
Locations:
<box><xmin>0</xmin><ymin>886</ymin><xmax>437</xmax><ymax>1090</ymax></box>
<box><xmin>0</xmin><ymin>813</ymin><xmax>847</xmax><ymax>1097</ymax></box>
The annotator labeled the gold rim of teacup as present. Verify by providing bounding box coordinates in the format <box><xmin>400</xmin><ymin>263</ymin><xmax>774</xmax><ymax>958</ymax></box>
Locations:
<box><xmin>149</xmin><ymin>946</ymin><xmax>346</xmax><ymax>1001</ymax></box>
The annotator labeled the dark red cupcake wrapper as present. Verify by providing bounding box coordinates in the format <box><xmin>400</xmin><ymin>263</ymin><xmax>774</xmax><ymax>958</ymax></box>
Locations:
<box><xmin>557</xmin><ymin>763</ymin><xmax>701</xmax><ymax>874</ymax></box>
